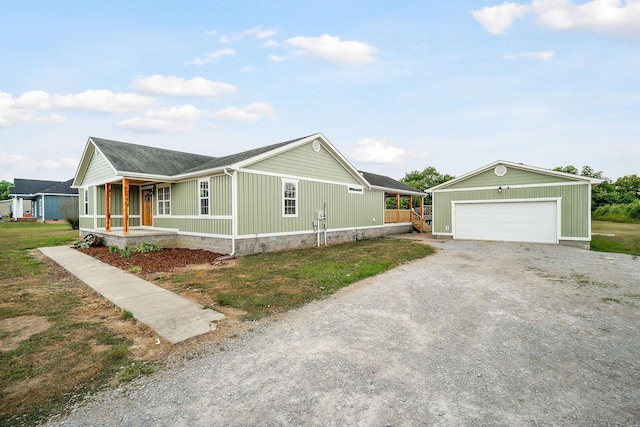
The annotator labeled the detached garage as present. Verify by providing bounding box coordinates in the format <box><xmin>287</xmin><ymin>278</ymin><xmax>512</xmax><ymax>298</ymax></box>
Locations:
<box><xmin>428</xmin><ymin>161</ymin><xmax>601</xmax><ymax>248</ymax></box>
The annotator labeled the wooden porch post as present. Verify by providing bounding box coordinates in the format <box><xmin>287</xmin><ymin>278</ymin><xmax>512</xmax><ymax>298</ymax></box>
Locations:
<box><xmin>420</xmin><ymin>196</ymin><xmax>425</xmax><ymax>232</ymax></box>
<box><xmin>122</xmin><ymin>179</ymin><xmax>130</xmax><ymax>235</ymax></box>
<box><xmin>105</xmin><ymin>183</ymin><xmax>111</xmax><ymax>232</ymax></box>
<box><xmin>395</xmin><ymin>194</ymin><xmax>400</xmax><ymax>223</ymax></box>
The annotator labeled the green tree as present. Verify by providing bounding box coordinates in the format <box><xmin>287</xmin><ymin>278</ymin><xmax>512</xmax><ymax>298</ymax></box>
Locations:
<box><xmin>554</xmin><ymin>165</ymin><xmax>640</xmax><ymax>209</ymax></box>
<box><xmin>613</xmin><ymin>174</ymin><xmax>640</xmax><ymax>204</ymax></box>
<box><xmin>553</xmin><ymin>165</ymin><xmax>579</xmax><ymax>175</ymax></box>
<box><xmin>400</xmin><ymin>166</ymin><xmax>455</xmax><ymax>206</ymax></box>
<box><xmin>0</xmin><ymin>180</ymin><xmax>13</xmax><ymax>201</ymax></box>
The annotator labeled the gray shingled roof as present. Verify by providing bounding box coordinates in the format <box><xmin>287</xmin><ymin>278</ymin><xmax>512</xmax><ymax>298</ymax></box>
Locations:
<box><xmin>88</xmin><ymin>135</ymin><xmax>416</xmax><ymax>195</ymax></box>
<box><xmin>91</xmin><ymin>135</ymin><xmax>314</xmax><ymax>176</ymax></box>
<box><xmin>91</xmin><ymin>137</ymin><xmax>215</xmax><ymax>176</ymax></box>
<box><xmin>359</xmin><ymin>171</ymin><xmax>423</xmax><ymax>194</ymax></box>
<box><xmin>181</xmin><ymin>135</ymin><xmax>313</xmax><ymax>174</ymax></box>
<box><xmin>10</xmin><ymin>178</ymin><xmax>78</xmax><ymax>196</ymax></box>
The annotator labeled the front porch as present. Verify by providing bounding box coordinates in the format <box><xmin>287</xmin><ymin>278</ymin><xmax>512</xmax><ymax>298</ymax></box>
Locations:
<box><xmin>83</xmin><ymin>228</ymin><xmax>179</xmax><ymax>250</ymax></box>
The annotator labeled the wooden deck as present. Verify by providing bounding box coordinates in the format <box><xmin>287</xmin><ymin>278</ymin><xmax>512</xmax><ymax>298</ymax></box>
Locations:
<box><xmin>384</xmin><ymin>209</ymin><xmax>431</xmax><ymax>233</ymax></box>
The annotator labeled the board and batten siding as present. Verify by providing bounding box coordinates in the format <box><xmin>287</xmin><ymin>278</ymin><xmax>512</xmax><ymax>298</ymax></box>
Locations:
<box><xmin>153</xmin><ymin>217</ymin><xmax>232</xmax><ymax>235</ymax></box>
<box><xmin>151</xmin><ymin>174</ymin><xmax>233</xmax><ymax>235</ymax></box>
<box><xmin>245</xmin><ymin>140</ymin><xmax>358</xmax><ymax>184</ymax></box>
<box><xmin>236</xmin><ymin>171</ymin><xmax>383</xmax><ymax>236</ymax></box>
<box><xmin>433</xmin><ymin>184</ymin><xmax>590</xmax><ymax>238</ymax></box>
<box><xmin>81</xmin><ymin>149</ymin><xmax>115</xmax><ymax>186</ymax></box>
<box><xmin>445</xmin><ymin>167</ymin><xmax>576</xmax><ymax>190</ymax></box>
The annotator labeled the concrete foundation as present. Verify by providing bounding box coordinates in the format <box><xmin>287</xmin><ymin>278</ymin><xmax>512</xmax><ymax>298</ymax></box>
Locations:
<box><xmin>83</xmin><ymin>224</ymin><xmax>415</xmax><ymax>256</ymax></box>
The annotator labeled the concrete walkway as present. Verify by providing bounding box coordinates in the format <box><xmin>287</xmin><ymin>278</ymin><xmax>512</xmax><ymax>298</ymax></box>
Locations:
<box><xmin>39</xmin><ymin>246</ymin><xmax>225</xmax><ymax>344</ymax></box>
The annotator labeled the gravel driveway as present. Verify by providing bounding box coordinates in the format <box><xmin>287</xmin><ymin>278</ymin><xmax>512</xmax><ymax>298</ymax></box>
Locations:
<box><xmin>48</xmin><ymin>239</ymin><xmax>640</xmax><ymax>426</ymax></box>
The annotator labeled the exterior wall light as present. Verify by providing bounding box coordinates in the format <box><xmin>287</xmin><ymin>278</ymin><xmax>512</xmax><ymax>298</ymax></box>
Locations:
<box><xmin>498</xmin><ymin>186</ymin><xmax>502</xmax><ymax>193</ymax></box>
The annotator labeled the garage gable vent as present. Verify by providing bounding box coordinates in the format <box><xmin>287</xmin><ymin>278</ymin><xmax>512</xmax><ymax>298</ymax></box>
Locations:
<box><xmin>494</xmin><ymin>165</ymin><xmax>507</xmax><ymax>176</ymax></box>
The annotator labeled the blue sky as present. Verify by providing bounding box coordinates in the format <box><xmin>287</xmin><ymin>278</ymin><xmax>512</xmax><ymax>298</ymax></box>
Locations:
<box><xmin>1</xmin><ymin>0</ymin><xmax>638</xmax><ymax>184</ymax></box>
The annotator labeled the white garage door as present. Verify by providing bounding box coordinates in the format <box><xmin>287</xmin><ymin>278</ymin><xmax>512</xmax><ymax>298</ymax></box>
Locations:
<box><xmin>454</xmin><ymin>201</ymin><xmax>558</xmax><ymax>244</ymax></box>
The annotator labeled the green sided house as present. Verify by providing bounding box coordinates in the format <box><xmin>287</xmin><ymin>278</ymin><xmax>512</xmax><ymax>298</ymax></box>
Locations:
<box><xmin>427</xmin><ymin>161</ymin><xmax>601</xmax><ymax>249</ymax></box>
<box><xmin>72</xmin><ymin>133</ymin><xmax>427</xmax><ymax>255</ymax></box>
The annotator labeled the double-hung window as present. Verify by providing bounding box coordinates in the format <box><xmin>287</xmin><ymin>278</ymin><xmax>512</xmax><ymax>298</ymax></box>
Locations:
<box><xmin>157</xmin><ymin>185</ymin><xmax>171</xmax><ymax>215</ymax></box>
<box><xmin>199</xmin><ymin>179</ymin><xmax>210</xmax><ymax>215</ymax></box>
<box><xmin>282</xmin><ymin>179</ymin><xmax>298</xmax><ymax>217</ymax></box>
<box><xmin>83</xmin><ymin>188</ymin><xmax>89</xmax><ymax>215</ymax></box>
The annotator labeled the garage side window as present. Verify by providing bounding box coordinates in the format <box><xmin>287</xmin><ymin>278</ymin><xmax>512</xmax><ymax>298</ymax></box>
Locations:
<box><xmin>282</xmin><ymin>179</ymin><xmax>298</xmax><ymax>217</ymax></box>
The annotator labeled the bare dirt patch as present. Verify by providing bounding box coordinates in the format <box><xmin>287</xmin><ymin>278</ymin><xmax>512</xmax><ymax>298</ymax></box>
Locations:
<box><xmin>0</xmin><ymin>315</ymin><xmax>51</xmax><ymax>351</ymax></box>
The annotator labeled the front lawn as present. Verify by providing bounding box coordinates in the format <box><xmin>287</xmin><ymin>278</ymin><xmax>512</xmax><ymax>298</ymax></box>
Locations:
<box><xmin>591</xmin><ymin>221</ymin><xmax>640</xmax><ymax>256</ymax></box>
<box><xmin>152</xmin><ymin>238</ymin><xmax>435</xmax><ymax>321</ymax></box>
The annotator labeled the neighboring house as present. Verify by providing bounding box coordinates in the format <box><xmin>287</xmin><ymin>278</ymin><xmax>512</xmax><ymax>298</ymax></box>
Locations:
<box><xmin>9</xmin><ymin>178</ymin><xmax>78</xmax><ymax>222</ymax></box>
<box><xmin>72</xmin><ymin>133</ymin><xmax>426</xmax><ymax>255</ymax></box>
<box><xmin>0</xmin><ymin>200</ymin><xmax>12</xmax><ymax>218</ymax></box>
<box><xmin>427</xmin><ymin>160</ymin><xmax>601</xmax><ymax>249</ymax></box>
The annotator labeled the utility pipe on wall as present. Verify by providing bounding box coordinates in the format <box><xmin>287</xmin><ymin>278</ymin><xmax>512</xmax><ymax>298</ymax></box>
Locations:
<box><xmin>224</xmin><ymin>169</ymin><xmax>237</xmax><ymax>256</ymax></box>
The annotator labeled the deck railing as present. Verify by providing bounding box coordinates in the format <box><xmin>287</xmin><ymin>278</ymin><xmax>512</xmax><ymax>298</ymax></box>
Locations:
<box><xmin>384</xmin><ymin>209</ymin><xmax>412</xmax><ymax>223</ymax></box>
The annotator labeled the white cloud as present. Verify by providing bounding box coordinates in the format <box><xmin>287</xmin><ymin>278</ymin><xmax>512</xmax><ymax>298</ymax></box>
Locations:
<box><xmin>213</xmin><ymin>102</ymin><xmax>278</xmax><ymax>123</ymax></box>
<box><xmin>240</xmin><ymin>65</ymin><xmax>255</xmax><ymax>72</ymax></box>
<box><xmin>269</xmin><ymin>54</ymin><xmax>286</xmax><ymax>62</ymax></box>
<box><xmin>0</xmin><ymin>153</ymin><xmax>29</xmax><ymax>167</ymax></box>
<box><xmin>133</xmin><ymin>75</ymin><xmax>236</xmax><ymax>98</ymax></box>
<box><xmin>504</xmin><ymin>50</ymin><xmax>555</xmax><ymax>60</ymax></box>
<box><xmin>263</xmin><ymin>39</ymin><xmax>279</xmax><ymax>48</ymax></box>
<box><xmin>349</xmin><ymin>138</ymin><xmax>410</xmax><ymax>164</ymax></box>
<box><xmin>40</xmin><ymin>157</ymin><xmax>78</xmax><ymax>170</ymax></box>
<box><xmin>118</xmin><ymin>105</ymin><xmax>203</xmax><ymax>133</ymax></box>
<box><xmin>1</xmin><ymin>89</ymin><xmax>151</xmax><ymax>127</ymax></box>
<box><xmin>220</xmin><ymin>26</ymin><xmax>277</xmax><ymax>43</ymax></box>
<box><xmin>190</xmin><ymin>48</ymin><xmax>237</xmax><ymax>65</ymax></box>
<box><xmin>0</xmin><ymin>153</ymin><xmax>77</xmax><ymax>172</ymax></box>
<box><xmin>532</xmin><ymin>0</ymin><xmax>640</xmax><ymax>36</ymax></box>
<box><xmin>52</xmin><ymin>90</ymin><xmax>158</xmax><ymax>113</ymax></box>
<box><xmin>472</xmin><ymin>2</ymin><xmax>531</xmax><ymax>34</ymax></box>
<box><xmin>247</xmin><ymin>27</ymin><xmax>277</xmax><ymax>39</ymax></box>
<box><xmin>0</xmin><ymin>92</ymin><xmax>34</xmax><ymax>126</ymax></box>
<box><xmin>474</xmin><ymin>0</ymin><xmax>640</xmax><ymax>37</ymax></box>
<box><xmin>34</xmin><ymin>113</ymin><xmax>67</xmax><ymax>124</ymax></box>
<box><xmin>285</xmin><ymin>34</ymin><xmax>376</xmax><ymax>64</ymax></box>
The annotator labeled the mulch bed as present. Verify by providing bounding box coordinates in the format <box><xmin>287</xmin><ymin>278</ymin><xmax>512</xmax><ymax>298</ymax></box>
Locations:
<box><xmin>77</xmin><ymin>246</ymin><xmax>226</xmax><ymax>274</ymax></box>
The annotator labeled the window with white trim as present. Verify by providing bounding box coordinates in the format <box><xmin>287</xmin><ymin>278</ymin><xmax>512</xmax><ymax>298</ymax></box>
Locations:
<box><xmin>84</xmin><ymin>189</ymin><xmax>89</xmax><ymax>215</ymax></box>
<box><xmin>199</xmin><ymin>179</ymin><xmax>210</xmax><ymax>215</ymax></box>
<box><xmin>157</xmin><ymin>185</ymin><xmax>171</xmax><ymax>215</ymax></box>
<box><xmin>282</xmin><ymin>179</ymin><xmax>298</xmax><ymax>217</ymax></box>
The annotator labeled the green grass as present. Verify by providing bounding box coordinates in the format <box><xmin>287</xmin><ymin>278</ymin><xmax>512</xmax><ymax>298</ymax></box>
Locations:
<box><xmin>158</xmin><ymin>238</ymin><xmax>435</xmax><ymax>321</ymax></box>
<box><xmin>591</xmin><ymin>221</ymin><xmax>640</xmax><ymax>256</ymax></box>
<box><xmin>0</xmin><ymin>222</ymin><xmax>151</xmax><ymax>427</ymax></box>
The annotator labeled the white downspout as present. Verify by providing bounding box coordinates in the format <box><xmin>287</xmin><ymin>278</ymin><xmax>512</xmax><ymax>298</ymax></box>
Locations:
<box><xmin>224</xmin><ymin>169</ymin><xmax>237</xmax><ymax>256</ymax></box>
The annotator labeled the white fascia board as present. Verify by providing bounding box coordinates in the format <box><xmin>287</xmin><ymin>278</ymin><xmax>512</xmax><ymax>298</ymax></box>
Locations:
<box><xmin>72</xmin><ymin>138</ymin><xmax>119</xmax><ymax>188</ymax></box>
<box><xmin>431</xmin><ymin>180</ymin><xmax>590</xmax><ymax>193</ymax></box>
<box><xmin>371</xmin><ymin>185</ymin><xmax>426</xmax><ymax>197</ymax></box>
<box><xmin>428</xmin><ymin>160</ymin><xmax>600</xmax><ymax>192</ymax></box>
